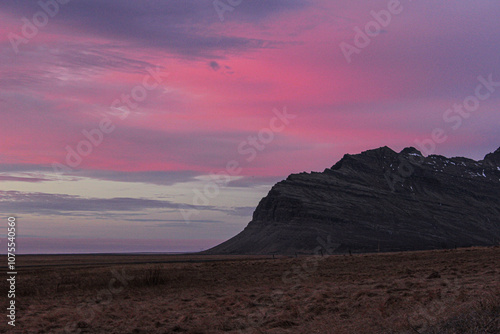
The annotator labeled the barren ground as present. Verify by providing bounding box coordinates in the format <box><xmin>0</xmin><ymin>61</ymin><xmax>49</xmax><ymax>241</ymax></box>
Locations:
<box><xmin>1</xmin><ymin>247</ymin><xmax>499</xmax><ymax>333</ymax></box>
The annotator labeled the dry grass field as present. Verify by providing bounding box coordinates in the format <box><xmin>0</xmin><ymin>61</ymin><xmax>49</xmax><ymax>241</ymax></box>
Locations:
<box><xmin>1</xmin><ymin>247</ymin><xmax>499</xmax><ymax>334</ymax></box>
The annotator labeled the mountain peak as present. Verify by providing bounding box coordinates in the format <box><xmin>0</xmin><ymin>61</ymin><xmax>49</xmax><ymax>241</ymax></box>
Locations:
<box><xmin>331</xmin><ymin>146</ymin><xmax>397</xmax><ymax>170</ymax></box>
<box><xmin>361</xmin><ymin>146</ymin><xmax>397</xmax><ymax>156</ymax></box>
<box><xmin>400</xmin><ymin>147</ymin><xmax>423</xmax><ymax>156</ymax></box>
<box><xmin>483</xmin><ymin>147</ymin><xmax>500</xmax><ymax>166</ymax></box>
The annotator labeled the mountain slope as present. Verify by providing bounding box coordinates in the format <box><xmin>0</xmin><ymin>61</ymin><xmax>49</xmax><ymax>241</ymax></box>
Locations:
<box><xmin>207</xmin><ymin>146</ymin><xmax>500</xmax><ymax>254</ymax></box>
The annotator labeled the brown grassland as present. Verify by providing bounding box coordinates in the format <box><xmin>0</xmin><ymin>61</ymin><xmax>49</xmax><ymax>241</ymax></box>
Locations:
<box><xmin>1</xmin><ymin>247</ymin><xmax>499</xmax><ymax>334</ymax></box>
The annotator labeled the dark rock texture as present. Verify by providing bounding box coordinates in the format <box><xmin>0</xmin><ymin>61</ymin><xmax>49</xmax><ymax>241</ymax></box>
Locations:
<box><xmin>207</xmin><ymin>146</ymin><xmax>500</xmax><ymax>254</ymax></box>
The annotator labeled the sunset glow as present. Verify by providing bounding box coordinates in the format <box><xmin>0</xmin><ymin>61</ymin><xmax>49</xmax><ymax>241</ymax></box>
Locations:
<box><xmin>1</xmin><ymin>0</ymin><xmax>500</xmax><ymax>253</ymax></box>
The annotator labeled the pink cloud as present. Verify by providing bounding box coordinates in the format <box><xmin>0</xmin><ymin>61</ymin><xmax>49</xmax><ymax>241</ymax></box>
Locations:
<box><xmin>1</xmin><ymin>0</ymin><xmax>500</xmax><ymax>178</ymax></box>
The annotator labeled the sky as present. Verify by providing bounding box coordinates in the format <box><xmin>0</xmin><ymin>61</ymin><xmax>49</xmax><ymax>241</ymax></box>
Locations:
<box><xmin>1</xmin><ymin>0</ymin><xmax>499</xmax><ymax>253</ymax></box>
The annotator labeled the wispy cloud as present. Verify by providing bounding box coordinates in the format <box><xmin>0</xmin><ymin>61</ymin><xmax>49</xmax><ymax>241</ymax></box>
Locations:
<box><xmin>0</xmin><ymin>190</ymin><xmax>182</xmax><ymax>215</ymax></box>
<box><xmin>0</xmin><ymin>175</ymin><xmax>48</xmax><ymax>182</ymax></box>
<box><xmin>209</xmin><ymin>61</ymin><xmax>220</xmax><ymax>71</ymax></box>
<box><xmin>0</xmin><ymin>190</ymin><xmax>257</xmax><ymax>219</ymax></box>
<box><xmin>1</xmin><ymin>0</ymin><xmax>304</xmax><ymax>58</ymax></box>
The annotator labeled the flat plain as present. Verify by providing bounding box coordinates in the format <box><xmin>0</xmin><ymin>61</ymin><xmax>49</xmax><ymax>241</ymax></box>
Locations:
<box><xmin>1</xmin><ymin>247</ymin><xmax>499</xmax><ymax>333</ymax></box>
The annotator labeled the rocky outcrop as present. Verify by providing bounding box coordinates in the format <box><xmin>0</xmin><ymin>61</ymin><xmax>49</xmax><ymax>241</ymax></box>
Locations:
<box><xmin>207</xmin><ymin>146</ymin><xmax>500</xmax><ymax>254</ymax></box>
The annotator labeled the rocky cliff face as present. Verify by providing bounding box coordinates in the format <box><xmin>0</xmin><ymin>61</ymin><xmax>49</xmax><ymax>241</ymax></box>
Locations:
<box><xmin>207</xmin><ymin>146</ymin><xmax>500</xmax><ymax>254</ymax></box>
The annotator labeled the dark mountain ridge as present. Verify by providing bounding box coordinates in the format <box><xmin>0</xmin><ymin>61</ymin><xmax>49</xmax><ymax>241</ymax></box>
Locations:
<box><xmin>207</xmin><ymin>146</ymin><xmax>500</xmax><ymax>254</ymax></box>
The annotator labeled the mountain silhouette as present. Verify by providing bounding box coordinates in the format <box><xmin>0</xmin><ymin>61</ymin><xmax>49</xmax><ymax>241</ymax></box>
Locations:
<box><xmin>207</xmin><ymin>146</ymin><xmax>500</xmax><ymax>254</ymax></box>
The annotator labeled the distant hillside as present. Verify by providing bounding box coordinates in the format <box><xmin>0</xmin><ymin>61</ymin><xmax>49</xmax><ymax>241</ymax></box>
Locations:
<box><xmin>206</xmin><ymin>146</ymin><xmax>500</xmax><ymax>254</ymax></box>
